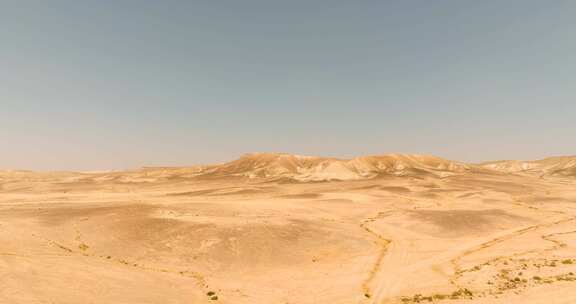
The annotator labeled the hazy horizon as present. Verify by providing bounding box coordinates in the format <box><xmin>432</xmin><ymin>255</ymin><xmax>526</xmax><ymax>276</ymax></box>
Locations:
<box><xmin>2</xmin><ymin>1</ymin><xmax>575</xmax><ymax>171</ymax></box>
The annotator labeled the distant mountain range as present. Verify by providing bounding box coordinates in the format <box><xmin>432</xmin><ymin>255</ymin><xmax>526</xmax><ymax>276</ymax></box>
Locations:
<box><xmin>480</xmin><ymin>156</ymin><xmax>576</xmax><ymax>178</ymax></box>
<box><xmin>194</xmin><ymin>153</ymin><xmax>477</xmax><ymax>181</ymax></box>
<box><xmin>2</xmin><ymin>153</ymin><xmax>575</xmax><ymax>182</ymax></box>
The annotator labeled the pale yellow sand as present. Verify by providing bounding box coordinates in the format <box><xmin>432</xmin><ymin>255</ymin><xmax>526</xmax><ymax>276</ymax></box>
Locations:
<box><xmin>1</xmin><ymin>154</ymin><xmax>575</xmax><ymax>303</ymax></box>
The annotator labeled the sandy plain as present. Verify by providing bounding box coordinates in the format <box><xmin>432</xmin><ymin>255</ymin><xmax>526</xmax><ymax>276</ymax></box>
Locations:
<box><xmin>1</xmin><ymin>154</ymin><xmax>575</xmax><ymax>304</ymax></box>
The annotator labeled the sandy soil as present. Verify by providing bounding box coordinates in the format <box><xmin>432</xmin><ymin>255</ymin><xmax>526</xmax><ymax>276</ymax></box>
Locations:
<box><xmin>1</xmin><ymin>167</ymin><xmax>575</xmax><ymax>303</ymax></box>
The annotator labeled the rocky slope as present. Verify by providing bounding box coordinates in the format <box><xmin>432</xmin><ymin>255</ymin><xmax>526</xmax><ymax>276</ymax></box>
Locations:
<box><xmin>196</xmin><ymin>153</ymin><xmax>476</xmax><ymax>181</ymax></box>
<box><xmin>480</xmin><ymin>156</ymin><xmax>576</xmax><ymax>178</ymax></box>
<box><xmin>9</xmin><ymin>154</ymin><xmax>574</xmax><ymax>184</ymax></box>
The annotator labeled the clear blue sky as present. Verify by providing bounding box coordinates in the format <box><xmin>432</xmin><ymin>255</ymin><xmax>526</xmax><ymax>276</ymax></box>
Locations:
<box><xmin>1</xmin><ymin>1</ymin><xmax>575</xmax><ymax>170</ymax></box>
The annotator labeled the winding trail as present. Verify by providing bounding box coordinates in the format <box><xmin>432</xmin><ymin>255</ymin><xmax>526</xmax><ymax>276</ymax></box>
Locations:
<box><xmin>446</xmin><ymin>195</ymin><xmax>576</xmax><ymax>298</ymax></box>
<box><xmin>32</xmin><ymin>226</ymin><xmax>210</xmax><ymax>289</ymax></box>
<box><xmin>359</xmin><ymin>212</ymin><xmax>392</xmax><ymax>303</ymax></box>
<box><xmin>363</xmin><ymin>192</ymin><xmax>576</xmax><ymax>304</ymax></box>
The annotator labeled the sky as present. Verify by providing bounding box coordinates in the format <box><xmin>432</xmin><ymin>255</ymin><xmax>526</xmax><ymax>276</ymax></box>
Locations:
<box><xmin>1</xmin><ymin>1</ymin><xmax>575</xmax><ymax>170</ymax></box>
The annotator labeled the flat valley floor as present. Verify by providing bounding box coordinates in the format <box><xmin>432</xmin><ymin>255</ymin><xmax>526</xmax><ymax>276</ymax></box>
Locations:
<box><xmin>2</xmin><ymin>173</ymin><xmax>576</xmax><ymax>303</ymax></box>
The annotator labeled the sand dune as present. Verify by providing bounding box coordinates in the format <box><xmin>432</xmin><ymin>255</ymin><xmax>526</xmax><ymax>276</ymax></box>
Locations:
<box><xmin>1</xmin><ymin>153</ymin><xmax>576</xmax><ymax>303</ymax></box>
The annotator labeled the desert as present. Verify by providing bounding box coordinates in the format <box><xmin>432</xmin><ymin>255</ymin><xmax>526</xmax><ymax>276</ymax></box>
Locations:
<box><xmin>2</xmin><ymin>153</ymin><xmax>575</xmax><ymax>304</ymax></box>
<box><xmin>4</xmin><ymin>1</ymin><xmax>575</xmax><ymax>303</ymax></box>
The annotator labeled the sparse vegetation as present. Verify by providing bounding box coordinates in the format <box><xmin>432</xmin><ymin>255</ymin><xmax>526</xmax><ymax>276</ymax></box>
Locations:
<box><xmin>206</xmin><ymin>291</ymin><xmax>218</xmax><ymax>301</ymax></box>
<box><xmin>3</xmin><ymin>152</ymin><xmax>576</xmax><ymax>304</ymax></box>
<box><xmin>451</xmin><ymin>288</ymin><xmax>473</xmax><ymax>299</ymax></box>
<box><xmin>401</xmin><ymin>288</ymin><xmax>474</xmax><ymax>303</ymax></box>
<box><xmin>78</xmin><ymin>243</ymin><xmax>89</xmax><ymax>251</ymax></box>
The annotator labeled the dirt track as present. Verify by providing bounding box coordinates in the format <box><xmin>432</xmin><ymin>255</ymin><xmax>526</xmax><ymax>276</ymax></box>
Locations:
<box><xmin>1</xmin><ymin>171</ymin><xmax>576</xmax><ymax>303</ymax></box>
